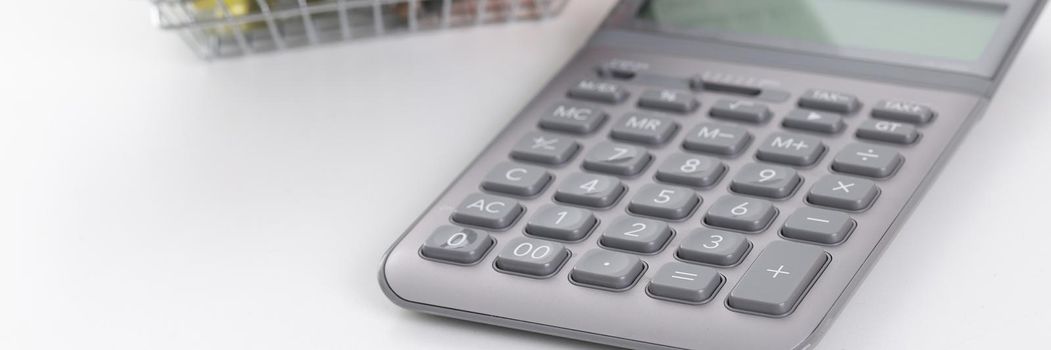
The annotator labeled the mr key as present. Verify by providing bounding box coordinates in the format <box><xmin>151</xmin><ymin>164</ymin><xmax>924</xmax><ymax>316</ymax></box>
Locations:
<box><xmin>380</xmin><ymin>1</ymin><xmax>1046</xmax><ymax>349</ymax></box>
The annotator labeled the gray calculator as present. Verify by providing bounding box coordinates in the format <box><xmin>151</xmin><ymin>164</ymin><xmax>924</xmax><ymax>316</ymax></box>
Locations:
<box><xmin>379</xmin><ymin>1</ymin><xmax>1046</xmax><ymax>349</ymax></box>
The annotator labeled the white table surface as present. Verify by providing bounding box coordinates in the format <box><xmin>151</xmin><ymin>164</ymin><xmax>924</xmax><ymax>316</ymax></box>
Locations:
<box><xmin>4</xmin><ymin>1</ymin><xmax>1051</xmax><ymax>349</ymax></box>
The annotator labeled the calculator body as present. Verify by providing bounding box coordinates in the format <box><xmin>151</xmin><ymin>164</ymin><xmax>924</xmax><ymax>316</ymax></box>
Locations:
<box><xmin>379</xmin><ymin>1</ymin><xmax>1046</xmax><ymax>349</ymax></box>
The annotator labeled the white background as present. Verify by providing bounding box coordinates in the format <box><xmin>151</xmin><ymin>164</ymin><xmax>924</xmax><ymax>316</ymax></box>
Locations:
<box><xmin>3</xmin><ymin>1</ymin><xmax>1050</xmax><ymax>349</ymax></box>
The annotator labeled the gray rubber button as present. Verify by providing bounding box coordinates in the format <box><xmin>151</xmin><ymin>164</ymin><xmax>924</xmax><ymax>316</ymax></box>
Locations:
<box><xmin>872</xmin><ymin>100</ymin><xmax>934</xmax><ymax>124</ymax></box>
<box><xmin>647</xmin><ymin>262</ymin><xmax>722</xmax><ymax>304</ymax></box>
<box><xmin>610</xmin><ymin>113</ymin><xmax>679</xmax><ymax>145</ymax></box>
<box><xmin>682</xmin><ymin>122</ymin><xmax>752</xmax><ymax>156</ymax></box>
<box><xmin>704</xmin><ymin>195</ymin><xmax>777</xmax><ymax>232</ymax></box>
<box><xmin>600</xmin><ymin>216</ymin><xmax>673</xmax><ymax>254</ymax></box>
<box><xmin>637</xmin><ymin>89</ymin><xmax>698</xmax><ymax>113</ymax></box>
<box><xmin>756</xmin><ymin>132</ymin><xmax>825</xmax><ymax>166</ymax></box>
<box><xmin>495</xmin><ymin>237</ymin><xmax>570</xmax><ymax>277</ymax></box>
<box><xmin>677</xmin><ymin>229</ymin><xmax>750</xmax><ymax>266</ymax></box>
<box><xmin>730</xmin><ymin>163</ymin><xmax>801</xmax><ymax>199</ymax></box>
<box><xmin>798</xmin><ymin>89</ymin><xmax>860</xmax><ymax>114</ymax></box>
<box><xmin>782</xmin><ymin>109</ymin><xmax>845</xmax><ymax>133</ymax></box>
<box><xmin>627</xmin><ymin>184</ymin><xmax>700</xmax><ymax>220</ymax></box>
<box><xmin>655</xmin><ymin>153</ymin><xmax>726</xmax><ymax>187</ymax></box>
<box><xmin>554</xmin><ymin>173</ymin><xmax>625</xmax><ymax>208</ymax></box>
<box><xmin>481</xmin><ymin>162</ymin><xmax>551</xmax><ymax>196</ymax></box>
<box><xmin>525</xmin><ymin>204</ymin><xmax>597</xmax><ymax>241</ymax></box>
<box><xmin>856</xmin><ymin>119</ymin><xmax>919</xmax><ymax>144</ymax></box>
<box><xmin>807</xmin><ymin>174</ymin><xmax>879</xmax><ymax>211</ymax></box>
<box><xmin>782</xmin><ymin>207</ymin><xmax>854</xmax><ymax>244</ymax></box>
<box><xmin>538</xmin><ymin>102</ymin><xmax>608</xmax><ymax>134</ymax></box>
<box><xmin>832</xmin><ymin>143</ymin><xmax>903</xmax><ymax>178</ymax></box>
<box><xmin>582</xmin><ymin>141</ymin><xmax>652</xmax><ymax>176</ymax></box>
<box><xmin>570</xmin><ymin>249</ymin><xmax>646</xmax><ymax>290</ymax></box>
<box><xmin>709</xmin><ymin>99</ymin><xmax>772</xmax><ymax>123</ymax></box>
<box><xmin>451</xmin><ymin>193</ymin><xmax>523</xmax><ymax>229</ymax></box>
<box><xmin>567</xmin><ymin>79</ymin><xmax>628</xmax><ymax>104</ymax></box>
<box><xmin>420</xmin><ymin>226</ymin><xmax>494</xmax><ymax>264</ymax></box>
<box><xmin>728</xmin><ymin>241</ymin><xmax>828</xmax><ymax>316</ymax></box>
<box><xmin>510</xmin><ymin>132</ymin><xmax>579</xmax><ymax>165</ymax></box>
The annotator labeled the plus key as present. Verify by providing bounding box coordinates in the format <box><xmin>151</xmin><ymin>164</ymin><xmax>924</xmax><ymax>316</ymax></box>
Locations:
<box><xmin>728</xmin><ymin>241</ymin><xmax>828</xmax><ymax>316</ymax></box>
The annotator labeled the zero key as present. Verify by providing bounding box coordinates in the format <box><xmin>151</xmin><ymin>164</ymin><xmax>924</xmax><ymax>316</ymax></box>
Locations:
<box><xmin>727</xmin><ymin>241</ymin><xmax>828</xmax><ymax>316</ymax></box>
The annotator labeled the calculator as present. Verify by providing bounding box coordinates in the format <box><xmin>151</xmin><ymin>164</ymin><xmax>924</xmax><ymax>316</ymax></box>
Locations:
<box><xmin>379</xmin><ymin>1</ymin><xmax>1046</xmax><ymax>349</ymax></box>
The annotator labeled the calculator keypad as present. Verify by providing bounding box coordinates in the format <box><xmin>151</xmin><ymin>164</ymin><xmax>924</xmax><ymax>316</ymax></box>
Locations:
<box><xmin>554</xmin><ymin>173</ymin><xmax>625</xmax><ymax>208</ymax></box>
<box><xmin>682</xmin><ymin>122</ymin><xmax>752</xmax><ymax>155</ymax></box>
<box><xmin>677</xmin><ymin>229</ymin><xmax>750</xmax><ymax>266</ymax></box>
<box><xmin>420</xmin><ymin>226</ymin><xmax>494</xmax><ymax>265</ymax></box>
<box><xmin>704</xmin><ymin>195</ymin><xmax>778</xmax><ymax>232</ymax></box>
<box><xmin>494</xmin><ymin>237</ymin><xmax>570</xmax><ymax>277</ymax></box>
<box><xmin>415</xmin><ymin>63</ymin><xmax>945</xmax><ymax>320</ymax></box>
<box><xmin>510</xmin><ymin>132</ymin><xmax>579</xmax><ymax>165</ymax></box>
<box><xmin>600</xmin><ymin>216</ymin><xmax>674</xmax><ymax>254</ymax></box>
<box><xmin>755</xmin><ymin>132</ymin><xmax>826</xmax><ymax>166</ymax></box>
<box><xmin>451</xmin><ymin>193</ymin><xmax>523</xmax><ymax>229</ymax></box>
<box><xmin>646</xmin><ymin>262</ymin><xmax>722</xmax><ymax>304</ymax></box>
<box><xmin>538</xmin><ymin>102</ymin><xmax>608</xmax><ymax>134</ymax></box>
<box><xmin>627</xmin><ymin>184</ymin><xmax>700</xmax><ymax>220</ymax></box>
<box><xmin>582</xmin><ymin>142</ymin><xmax>652</xmax><ymax>176</ymax></box>
<box><xmin>610</xmin><ymin>113</ymin><xmax>679</xmax><ymax>145</ymax></box>
<box><xmin>570</xmin><ymin>249</ymin><xmax>646</xmax><ymax>290</ymax></box>
<box><xmin>481</xmin><ymin>162</ymin><xmax>552</xmax><ymax>197</ymax></box>
<box><xmin>655</xmin><ymin>153</ymin><xmax>726</xmax><ymax>188</ymax></box>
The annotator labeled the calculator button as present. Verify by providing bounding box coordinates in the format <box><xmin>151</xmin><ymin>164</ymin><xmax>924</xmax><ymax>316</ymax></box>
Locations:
<box><xmin>596</xmin><ymin>60</ymin><xmax>645</xmax><ymax>80</ymax></box>
<box><xmin>872</xmin><ymin>100</ymin><xmax>934</xmax><ymax>124</ymax></box>
<box><xmin>677</xmin><ymin>229</ymin><xmax>750</xmax><ymax>266</ymax></box>
<box><xmin>582</xmin><ymin>142</ymin><xmax>652</xmax><ymax>176</ymax></box>
<box><xmin>610</xmin><ymin>113</ymin><xmax>679</xmax><ymax>145</ymax></box>
<box><xmin>655</xmin><ymin>153</ymin><xmax>726</xmax><ymax>187</ymax></box>
<box><xmin>856</xmin><ymin>119</ymin><xmax>919</xmax><ymax>144</ymax></box>
<box><xmin>567</xmin><ymin>79</ymin><xmax>628</xmax><ymax>104</ymax></box>
<box><xmin>709</xmin><ymin>99</ymin><xmax>773</xmax><ymax>123</ymax></box>
<box><xmin>782</xmin><ymin>207</ymin><xmax>854</xmax><ymax>244</ymax></box>
<box><xmin>704</xmin><ymin>195</ymin><xmax>777</xmax><ymax>232</ymax></box>
<box><xmin>691</xmin><ymin>75</ymin><xmax>763</xmax><ymax>96</ymax></box>
<box><xmin>420</xmin><ymin>225</ymin><xmax>494</xmax><ymax>264</ymax></box>
<box><xmin>807</xmin><ymin>175</ymin><xmax>879</xmax><ymax>211</ymax></box>
<box><xmin>682</xmin><ymin>122</ymin><xmax>752</xmax><ymax>156</ymax></box>
<box><xmin>756</xmin><ymin>132</ymin><xmax>826</xmax><ymax>166</ymax></box>
<box><xmin>600</xmin><ymin>216</ymin><xmax>673</xmax><ymax>254</ymax></box>
<box><xmin>570</xmin><ymin>249</ymin><xmax>646</xmax><ymax>290</ymax></box>
<box><xmin>481</xmin><ymin>162</ymin><xmax>552</xmax><ymax>196</ymax></box>
<box><xmin>729</xmin><ymin>163</ymin><xmax>801</xmax><ymax>199</ymax></box>
<box><xmin>495</xmin><ymin>237</ymin><xmax>570</xmax><ymax>277</ymax></box>
<box><xmin>637</xmin><ymin>89</ymin><xmax>699</xmax><ymax>114</ymax></box>
<box><xmin>525</xmin><ymin>204</ymin><xmax>597</xmax><ymax>241</ymax></box>
<box><xmin>832</xmin><ymin>143</ymin><xmax>903</xmax><ymax>178</ymax></box>
<box><xmin>451</xmin><ymin>193</ymin><xmax>524</xmax><ymax>229</ymax></box>
<box><xmin>728</xmin><ymin>241</ymin><xmax>828</xmax><ymax>316</ymax></box>
<box><xmin>554</xmin><ymin>173</ymin><xmax>625</xmax><ymax>208</ymax></box>
<box><xmin>782</xmin><ymin>109</ymin><xmax>845</xmax><ymax>133</ymax></box>
<box><xmin>510</xmin><ymin>132</ymin><xmax>579</xmax><ymax>165</ymax></box>
<box><xmin>538</xmin><ymin>102</ymin><xmax>608</xmax><ymax>134</ymax></box>
<box><xmin>798</xmin><ymin>89</ymin><xmax>860</xmax><ymax>114</ymax></box>
<box><xmin>647</xmin><ymin>262</ymin><xmax>722</xmax><ymax>304</ymax></box>
<box><xmin>627</xmin><ymin>184</ymin><xmax>700</xmax><ymax>220</ymax></box>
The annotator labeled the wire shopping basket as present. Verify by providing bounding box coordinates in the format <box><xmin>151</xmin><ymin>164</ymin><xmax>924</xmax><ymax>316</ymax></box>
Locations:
<box><xmin>151</xmin><ymin>0</ymin><xmax>569</xmax><ymax>59</ymax></box>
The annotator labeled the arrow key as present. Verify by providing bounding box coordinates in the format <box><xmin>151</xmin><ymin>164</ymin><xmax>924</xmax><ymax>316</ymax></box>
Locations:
<box><xmin>782</xmin><ymin>109</ymin><xmax>845</xmax><ymax>133</ymax></box>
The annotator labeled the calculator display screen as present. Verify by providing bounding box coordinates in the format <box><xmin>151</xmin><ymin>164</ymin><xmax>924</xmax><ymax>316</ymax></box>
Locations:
<box><xmin>638</xmin><ymin>0</ymin><xmax>1006</xmax><ymax>62</ymax></box>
